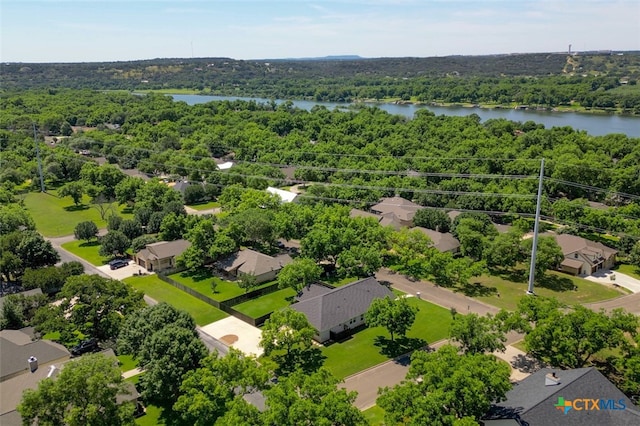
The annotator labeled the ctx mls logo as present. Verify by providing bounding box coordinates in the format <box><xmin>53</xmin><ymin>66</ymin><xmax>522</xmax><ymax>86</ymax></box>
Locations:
<box><xmin>554</xmin><ymin>396</ymin><xmax>626</xmax><ymax>414</ymax></box>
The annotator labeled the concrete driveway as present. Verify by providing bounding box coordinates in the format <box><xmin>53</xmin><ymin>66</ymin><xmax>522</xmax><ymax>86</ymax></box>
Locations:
<box><xmin>96</xmin><ymin>262</ymin><xmax>150</xmax><ymax>281</ymax></box>
<box><xmin>584</xmin><ymin>270</ymin><xmax>640</xmax><ymax>293</ymax></box>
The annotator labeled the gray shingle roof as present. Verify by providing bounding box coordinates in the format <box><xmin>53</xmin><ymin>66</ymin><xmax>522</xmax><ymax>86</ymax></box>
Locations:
<box><xmin>136</xmin><ymin>239</ymin><xmax>191</xmax><ymax>261</ymax></box>
<box><xmin>485</xmin><ymin>367</ymin><xmax>640</xmax><ymax>425</ymax></box>
<box><xmin>370</xmin><ymin>197</ymin><xmax>422</xmax><ymax>222</ymax></box>
<box><xmin>292</xmin><ymin>277</ymin><xmax>393</xmax><ymax>332</ymax></box>
<box><xmin>218</xmin><ymin>249</ymin><xmax>292</xmax><ymax>276</ymax></box>
<box><xmin>414</xmin><ymin>227</ymin><xmax>460</xmax><ymax>252</ymax></box>
<box><xmin>0</xmin><ymin>329</ymin><xmax>70</xmax><ymax>382</ymax></box>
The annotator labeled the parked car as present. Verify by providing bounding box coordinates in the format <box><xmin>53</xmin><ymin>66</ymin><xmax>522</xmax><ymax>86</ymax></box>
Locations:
<box><xmin>71</xmin><ymin>338</ymin><xmax>99</xmax><ymax>356</ymax></box>
<box><xmin>109</xmin><ymin>259</ymin><xmax>129</xmax><ymax>270</ymax></box>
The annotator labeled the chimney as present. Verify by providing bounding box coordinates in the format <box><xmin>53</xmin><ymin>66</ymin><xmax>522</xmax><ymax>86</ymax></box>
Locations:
<box><xmin>28</xmin><ymin>356</ymin><xmax>38</xmax><ymax>373</ymax></box>
<box><xmin>545</xmin><ymin>371</ymin><xmax>560</xmax><ymax>386</ymax></box>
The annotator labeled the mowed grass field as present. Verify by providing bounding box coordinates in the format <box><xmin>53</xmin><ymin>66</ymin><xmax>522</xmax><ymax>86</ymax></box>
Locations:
<box><xmin>231</xmin><ymin>287</ymin><xmax>297</xmax><ymax>318</ymax></box>
<box><xmin>60</xmin><ymin>240</ymin><xmax>110</xmax><ymax>266</ymax></box>
<box><xmin>168</xmin><ymin>270</ymin><xmax>274</xmax><ymax>302</ymax></box>
<box><xmin>321</xmin><ymin>297</ymin><xmax>452</xmax><ymax>379</ymax></box>
<box><xmin>124</xmin><ymin>275</ymin><xmax>227</xmax><ymax>326</ymax></box>
<box><xmin>466</xmin><ymin>270</ymin><xmax>625</xmax><ymax>311</ymax></box>
<box><xmin>23</xmin><ymin>190</ymin><xmax>133</xmax><ymax>237</ymax></box>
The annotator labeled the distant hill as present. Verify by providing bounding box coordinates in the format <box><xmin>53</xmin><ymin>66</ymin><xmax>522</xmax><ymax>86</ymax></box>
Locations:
<box><xmin>270</xmin><ymin>55</ymin><xmax>365</xmax><ymax>61</ymax></box>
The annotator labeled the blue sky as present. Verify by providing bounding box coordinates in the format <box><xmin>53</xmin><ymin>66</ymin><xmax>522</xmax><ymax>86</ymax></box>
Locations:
<box><xmin>2</xmin><ymin>0</ymin><xmax>639</xmax><ymax>62</ymax></box>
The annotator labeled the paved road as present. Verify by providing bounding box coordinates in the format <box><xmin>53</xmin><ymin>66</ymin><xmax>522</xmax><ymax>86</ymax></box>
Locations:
<box><xmin>375</xmin><ymin>268</ymin><xmax>500</xmax><ymax>316</ymax></box>
<box><xmin>48</xmin><ymin>234</ymin><xmax>111</xmax><ymax>279</ymax></box>
<box><xmin>586</xmin><ymin>292</ymin><xmax>640</xmax><ymax>315</ymax></box>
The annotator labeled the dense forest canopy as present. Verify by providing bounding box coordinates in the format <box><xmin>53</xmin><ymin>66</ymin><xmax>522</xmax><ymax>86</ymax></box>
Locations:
<box><xmin>2</xmin><ymin>52</ymin><xmax>640</xmax><ymax>113</ymax></box>
<box><xmin>1</xmin><ymin>89</ymin><xmax>640</xmax><ymax>239</ymax></box>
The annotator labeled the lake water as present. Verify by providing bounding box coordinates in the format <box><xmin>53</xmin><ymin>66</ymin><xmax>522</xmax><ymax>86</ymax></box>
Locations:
<box><xmin>171</xmin><ymin>94</ymin><xmax>640</xmax><ymax>138</ymax></box>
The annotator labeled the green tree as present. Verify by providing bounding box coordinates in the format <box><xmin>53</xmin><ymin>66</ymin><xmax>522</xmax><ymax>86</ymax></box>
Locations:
<box><xmin>521</xmin><ymin>235</ymin><xmax>564</xmax><ymax>279</ymax></box>
<box><xmin>115</xmin><ymin>176</ymin><xmax>144</xmax><ymax>206</ymax></box>
<box><xmin>74</xmin><ymin>220</ymin><xmax>99</xmax><ymax>242</ymax></box>
<box><xmin>159</xmin><ymin>212</ymin><xmax>186</xmax><ymax>241</ymax></box>
<box><xmin>183</xmin><ymin>184</ymin><xmax>206</xmax><ymax>205</ymax></box>
<box><xmin>377</xmin><ymin>345</ymin><xmax>512</xmax><ymax>425</ymax></box>
<box><xmin>58</xmin><ymin>181</ymin><xmax>85</xmax><ymax>206</ymax></box>
<box><xmin>130</xmin><ymin>235</ymin><xmax>158</xmax><ymax>252</ymax></box>
<box><xmin>260</xmin><ymin>308</ymin><xmax>319</xmax><ymax>375</ymax></box>
<box><xmin>277</xmin><ymin>257</ymin><xmax>322</xmax><ymax>293</ymax></box>
<box><xmin>138</xmin><ymin>324</ymin><xmax>207</xmax><ymax>406</ymax></box>
<box><xmin>99</xmin><ymin>230</ymin><xmax>130</xmax><ymax>258</ymax></box>
<box><xmin>484</xmin><ymin>230</ymin><xmax>525</xmax><ymax>271</ymax></box>
<box><xmin>365</xmin><ymin>296</ymin><xmax>418</xmax><ymax>342</ymax></box>
<box><xmin>0</xmin><ymin>204</ymin><xmax>36</xmax><ymax>235</ymax></box>
<box><xmin>16</xmin><ymin>231</ymin><xmax>60</xmax><ymax>270</ymax></box>
<box><xmin>21</xmin><ymin>266</ymin><xmax>66</xmax><ymax>294</ymax></box>
<box><xmin>413</xmin><ymin>208</ymin><xmax>451</xmax><ymax>232</ymax></box>
<box><xmin>18</xmin><ymin>353</ymin><xmax>136</xmax><ymax>426</ymax></box>
<box><xmin>174</xmin><ymin>349</ymin><xmax>270</xmax><ymax>426</ymax></box>
<box><xmin>524</xmin><ymin>306</ymin><xmax>638</xmax><ymax>369</ymax></box>
<box><xmin>238</xmin><ymin>272</ymin><xmax>259</xmax><ymax>293</ymax></box>
<box><xmin>119</xmin><ymin>219</ymin><xmax>143</xmax><ymax>240</ymax></box>
<box><xmin>261</xmin><ymin>369</ymin><xmax>367</xmax><ymax>426</ymax></box>
<box><xmin>450</xmin><ymin>312</ymin><xmax>506</xmax><ymax>354</ymax></box>
<box><xmin>337</xmin><ymin>244</ymin><xmax>383</xmax><ymax>277</ymax></box>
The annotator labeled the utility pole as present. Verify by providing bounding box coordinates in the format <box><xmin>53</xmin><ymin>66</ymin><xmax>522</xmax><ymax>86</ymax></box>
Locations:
<box><xmin>527</xmin><ymin>158</ymin><xmax>545</xmax><ymax>295</ymax></box>
<box><xmin>34</xmin><ymin>124</ymin><xmax>46</xmax><ymax>193</ymax></box>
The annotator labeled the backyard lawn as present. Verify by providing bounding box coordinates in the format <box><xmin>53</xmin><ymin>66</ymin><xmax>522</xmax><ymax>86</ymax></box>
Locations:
<box><xmin>322</xmin><ymin>297</ymin><xmax>452</xmax><ymax>379</ymax></box>
<box><xmin>23</xmin><ymin>189</ymin><xmax>132</xmax><ymax>237</ymax></box>
<box><xmin>117</xmin><ymin>354</ymin><xmax>139</xmax><ymax>373</ymax></box>
<box><xmin>462</xmin><ymin>269</ymin><xmax>625</xmax><ymax>311</ymax></box>
<box><xmin>186</xmin><ymin>200</ymin><xmax>220</xmax><ymax>211</ymax></box>
<box><xmin>167</xmin><ymin>270</ymin><xmax>274</xmax><ymax>302</ymax></box>
<box><xmin>363</xmin><ymin>405</ymin><xmax>386</xmax><ymax>425</ymax></box>
<box><xmin>124</xmin><ymin>275</ymin><xmax>227</xmax><ymax>326</ymax></box>
<box><xmin>231</xmin><ymin>287</ymin><xmax>297</xmax><ymax>318</ymax></box>
<box><xmin>615</xmin><ymin>263</ymin><xmax>640</xmax><ymax>280</ymax></box>
<box><xmin>61</xmin><ymin>240</ymin><xmax>110</xmax><ymax>266</ymax></box>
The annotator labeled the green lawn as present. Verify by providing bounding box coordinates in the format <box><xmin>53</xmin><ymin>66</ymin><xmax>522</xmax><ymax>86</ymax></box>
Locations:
<box><xmin>322</xmin><ymin>297</ymin><xmax>452</xmax><ymax>379</ymax></box>
<box><xmin>117</xmin><ymin>354</ymin><xmax>139</xmax><ymax>373</ymax></box>
<box><xmin>615</xmin><ymin>263</ymin><xmax>640</xmax><ymax>280</ymax></box>
<box><xmin>186</xmin><ymin>200</ymin><xmax>220</xmax><ymax>211</ymax></box>
<box><xmin>168</xmin><ymin>270</ymin><xmax>273</xmax><ymax>302</ymax></box>
<box><xmin>232</xmin><ymin>287</ymin><xmax>297</xmax><ymax>318</ymax></box>
<box><xmin>124</xmin><ymin>275</ymin><xmax>228</xmax><ymax>326</ymax></box>
<box><xmin>323</xmin><ymin>276</ymin><xmax>360</xmax><ymax>287</ymax></box>
<box><xmin>23</xmin><ymin>190</ymin><xmax>132</xmax><ymax>237</ymax></box>
<box><xmin>363</xmin><ymin>405</ymin><xmax>386</xmax><ymax>425</ymax></box>
<box><xmin>61</xmin><ymin>240</ymin><xmax>110</xmax><ymax>266</ymax></box>
<box><xmin>462</xmin><ymin>269</ymin><xmax>624</xmax><ymax>311</ymax></box>
<box><xmin>135</xmin><ymin>405</ymin><xmax>163</xmax><ymax>426</ymax></box>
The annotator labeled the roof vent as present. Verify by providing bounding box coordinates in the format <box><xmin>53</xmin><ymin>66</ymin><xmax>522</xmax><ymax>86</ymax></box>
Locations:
<box><xmin>47</xmin><ymin>365</ymin><xmax>57</xmax><ymax>378</ymax></box>
<box><xmin>545</xmin><ymin>372</ymin><xmax>561</xmax><ymax>386</ymax></box>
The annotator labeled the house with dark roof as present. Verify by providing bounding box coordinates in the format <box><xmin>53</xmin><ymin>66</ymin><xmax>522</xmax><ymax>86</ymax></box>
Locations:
<box><xmin>134</xmin><ymin>239</ymin><xmax>191</xmax><ymax>272</ymax></box>
<box><xmin>0</xmin><ymin>327</ymin><xmax>70</xmax><ymax>383</ymax></box>
<box><xmin>483</xmin><ymin>367</ymin><xmax>640</xmax><ymax>426</ymax></box>
<box><xmin>349</xmin><ymin>208</ymin><xmax>403</xmax><ymax>230</ymax></box>
<box><xmin>0</xmin><ymin>347</ymin><xmax>141</xmax><ymax>426</ymax></box>
<box><xmin>370</xmin><ymin>196</ymin><xmax>422</xmax><ymax>227</ymax></box>
<box><xmin>414</xmin><ymin>227</ymin><xmax>461</xmax><ymax>253</ymax></box>
<box><xmin>218</xmin><ymin>249</ymin><xmax>292</xmax><ymax>283</ymax></box>
<box><xmin>545</xmin><ymin>233</ymin><xmax>618</xmax><ymax>276</ymax></box>
<box><xmin>291</xmin><ymin>277</ymin><xmax>394</xmax><ymax>343</ymax></box>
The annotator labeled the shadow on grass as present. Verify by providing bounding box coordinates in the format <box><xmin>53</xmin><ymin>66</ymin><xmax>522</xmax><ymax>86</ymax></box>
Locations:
<box><xmin>456</xmin><ymin>281</ymin><xmax>499</xmax><ymax>297</ymax></box>
<box><xmin>179</xmin><ymin>269</ymin><xmax>212</xmax><ymax>282</ymax></box>
<box><xmin>536</xmin><ymin>274</ymin><xmax>576</xmax><ymax>292</ymax></box>
<box><xmin>498</xmin><ymin>269</ymin><xmax>527</xmax><ymax>283</ymax></box>
<box><xmin>64</xmin><ymin>204</ymin><xmax>89</xmax><ymax>212</ymax></box>
<box><xmin>78</xmin><ymin>240</ymin><xmax>100</xmax><ymax>248</ymax></box>
<box><xmin>374</xmin><ymin>335</ymin><xmax>427</xmax><ymax>358</ymax></box>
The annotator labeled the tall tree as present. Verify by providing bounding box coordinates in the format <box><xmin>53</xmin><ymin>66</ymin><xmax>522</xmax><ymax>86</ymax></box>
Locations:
<box><xmin>260</xmin><ymin>308</ymin><xmax>319</xmax><ymax>375</ymax></box>
<box><xmin>377</xmin><ymin>345</ymin><xmax>511</xmax><ymax>425</ymax></box>
<box><xmin>261</xmin><ymin>369</ymin><xmax>367</xmax><ymax>426</ymax></box>
<box><xmin>365</xmin><ymin>296</ymin><xmax>418</xmax><ymax>342</ymax></box>
<box><xmin>58</xmin><ymin>181</ymin><xmax>85</xmax><ymax>206</ymax></box>
<box><xmin>521</xmin><ymin>235</ymin><xmax>564</xmax><ymax>279</ymax></box>
<box><xmin>277</xmin><ymin>257</ymin><xmax>322</xmax><ymax>293</ymax></box>
<box><xmin>0</xmin><ymin>204</ymin><xmax>36</xmax><ymax>235</ymax></box>
<box><xmin>74</xmin><ymin>220</ymin><xmax>99</xmax><ymax>242</ymax></box>
<box><xmin>413</xmin><ymin>208</ymin><xmax>452</xmax><ymax>232</ymax></box>
<box><xmin>18</xmin><ymin>354</ymin><xmax>136</xmax><ymax>426</ymax></box>
<box><xmin>99</xmin><ymin>230</ymin><xmax>130</xmax><ymax>258</ymax></box>
<box><xmin>173</xmin><ymin>349</ymin><xmax>270</xmax><ymax>426</ymax></box>
<box><xmin>450</xmin><ymin>312</ymin><xmax>506</xmax><ymax>354</ymax></box>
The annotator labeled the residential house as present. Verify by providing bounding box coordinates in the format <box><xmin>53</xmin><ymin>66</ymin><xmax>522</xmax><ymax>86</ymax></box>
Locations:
<box><xmin>414</xmin><ymin>227</ymin><xmax>461</xmax><ymax>253</ymax></box>
<box><xmin>134</xmin><ymin>239</ymin><xmax>191</xmax><ymax>272</ymax></box>
<box><xmin>349</xmin><ymin>208</ymin><xmax>403</xmax><ymax>230</ymax></box>
<box><xmin>0</xmin><ymin>346</ymin><xmax>140</xmax><ymax>426</ymax></box>
<box><xmin>266</xmin><ymin>186</ymin><xmax>298</xmax><ymax>203</ymax></box>
<box><xmin>483</xmin><ymin>367</ymin><xmax>640</xmax><ymax>426</ymax></box>
<box><xmin>548</xmin><ymin>233</ymin><xmax>618</xmax><ymax>276</ymax></box>
<box><xmin>291</xmin><ymin>277</ymin><xmax>394</xmax><ymax>343</ymax></box>
<box><xmin>218</xmin><ymin>249</ymin><xmax>293</xmax><ymax>283</ymax></box>
<box><xmin>370</xmin><ymin>196</ymin><xmax>422</xmax><ymax>227</ymax></box>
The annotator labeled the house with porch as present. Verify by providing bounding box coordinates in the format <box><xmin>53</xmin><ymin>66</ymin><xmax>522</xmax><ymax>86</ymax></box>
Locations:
<box><xmin>291</xmin><ymin>277</ymin><xmax>394</xmax><ymax>343</ymax></box>
<box><xmin>134</xmin><ymin>239</ymin><xmax>191</xmax><ymax>272</ymax></box>
<box><xmin>549</xmin><ymin>233</ymin><xmax>618</xmax><ymax>276</ymax></box>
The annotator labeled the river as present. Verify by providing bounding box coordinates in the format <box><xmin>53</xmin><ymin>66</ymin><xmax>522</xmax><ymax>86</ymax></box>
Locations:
<box><xmin>170</xmin><ymin>94</ymin><xmax>640</xmax><ymax>138</ymax></box>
